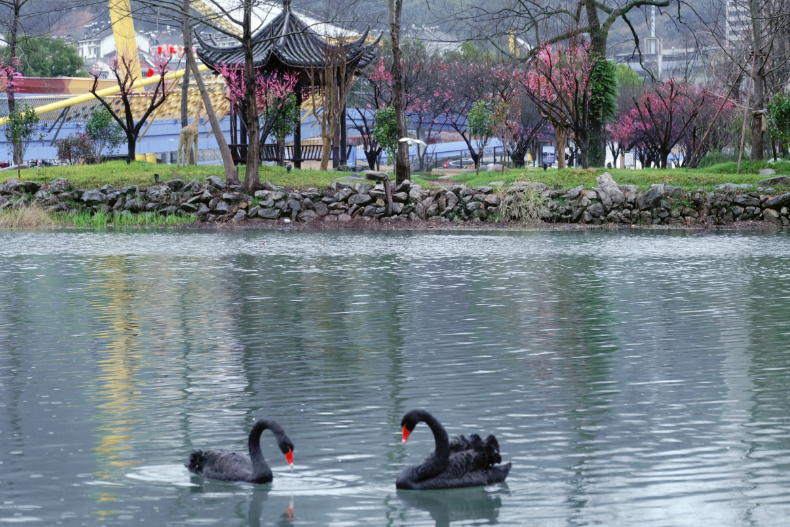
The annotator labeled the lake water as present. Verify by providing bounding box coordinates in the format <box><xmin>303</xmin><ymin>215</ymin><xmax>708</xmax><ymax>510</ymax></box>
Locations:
<box><xmin>1</xmin><ymin>228</ymin><xmax>790</xmax><ymax>526</ymax></box>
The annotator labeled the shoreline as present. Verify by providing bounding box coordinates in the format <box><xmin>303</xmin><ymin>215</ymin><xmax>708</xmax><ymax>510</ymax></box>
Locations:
<box><xmin>3</xmin><ymin>217</ymin><xmax>783</xmax><ymax>233</ymax></box>
<box><xmin>3</xmin><ymin>172</ymin><xmax>790</xmax><ymax>233</ymax></box>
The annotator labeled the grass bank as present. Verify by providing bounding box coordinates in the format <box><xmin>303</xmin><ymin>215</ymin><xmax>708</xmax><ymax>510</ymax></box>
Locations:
<box><xmin>429</xmin><ymin>160</ymin><xmax>790</xmax><ymax>191</ymax></box>
<box><xmin>2</xmin><ymin>159</ymin><xmax>787</xmax><ymax>194</ymax></box>
<box><xmin>0</xmin><ymin>161</ymin><xmax>347</xmax><ymax>189</ymax></box>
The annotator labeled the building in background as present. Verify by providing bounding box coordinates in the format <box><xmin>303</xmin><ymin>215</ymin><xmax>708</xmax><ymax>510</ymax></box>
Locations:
<box><xmin>726</xmin><ymin>0</ymin><xmax>751</xmax><ymax>44</ymax></box>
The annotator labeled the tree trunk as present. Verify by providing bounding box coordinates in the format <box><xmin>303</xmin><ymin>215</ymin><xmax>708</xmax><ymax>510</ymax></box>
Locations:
<box><xmin>241</xmin><ymin>4</ymin><xmax>261</xmax><ymax>192</ymax></box>
<box><xmin>750</xmin><ymin>73</ymin><xmax>764</xmax><ymax>161</ymax></box>
<box><xmin>554</xmin><ymin>125</ymin><xmax>567</xmax><ymax>169</ymax></box>
<box><xmin>416</xmin><ymin>127</ymin><xmax>424</xmax><ymax>171</ymax></box>
<box><xmin>243</xmin><ymin>52</ymin><xmax>261</xmax><ymax>190</ymax></box>
<box><xmin>180</xmin><ymin>45</ymin><xmax>195</xmax><ymax>165</ymax></box>
<box><xmin>9</xmin><ymin>0</ymin><xmax>21</xmax><ymax>165</ymax></box>
<box><xmin>389</xmin><ymin>0</ymin><xmax>410</xmax><ymax>184</ymax></box>
<box><xmin>126</xmin><ymin>132</ymin><xmax>136</xmax><ymax>161</ymax></box>
<box><xmin>320</xmin><ymin>141</ymin><xmax>332</xmax><ymax>170</ymax></box>
<box><xmin>180</xmin><ymin>66</ymin><xmax>190</xmax><ymax>128</ymax></box>
<box><xmin>182</xmin><ymin>0</ymin><xmax>238</xmax><ymax>184</ymax></box>
<box><xmin>749</xmin><ymin>0</ymin><xmax>764</xmax><ymax>161</ymax></box>
<box><xmin>584</xmin><ymin>0</ymin><xmax>607</xmax><ymax>167</ymax></box>
<box><xmin>365</xmin><ymin>149</ymin><xmax>379</xmax><ymax>170</ymax></box>
<box><xmin>277</xmin><ymin>139</ymin><xmax>285</xmax><ymax>166</ymax></box>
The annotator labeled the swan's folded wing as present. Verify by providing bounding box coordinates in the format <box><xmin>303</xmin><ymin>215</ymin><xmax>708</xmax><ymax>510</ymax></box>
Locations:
<box><xmin>193</xmin><ymin>450</ymin><xmax>253</xmax><ymax>481</ymax></box>
<box><xmin>446</xmin><ymin>434</ymin><xmax>504</xmax><ymax>475</ymax></box>
<box><xmin>422</xmin><ymin>433</ymin><xmax>482</xmax><ymax>463</ymax></box>
<box><xmin>442</xmin><ymin>450</ymin><xmax>491</xmax><ymax>486</ymax></box>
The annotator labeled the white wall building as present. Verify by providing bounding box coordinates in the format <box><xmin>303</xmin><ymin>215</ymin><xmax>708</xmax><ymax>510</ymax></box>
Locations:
<box><xmin>77</xmin><ymin>28</ymin><xmax>151</xmax><ymax>60</ymax></box>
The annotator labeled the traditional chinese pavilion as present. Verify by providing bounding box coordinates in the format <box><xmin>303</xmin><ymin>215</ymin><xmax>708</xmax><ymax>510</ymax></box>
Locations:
<box><xmin>196</xmin><ymin>0</ymin><xmax>380</xmax><ymax>168</ymax></box>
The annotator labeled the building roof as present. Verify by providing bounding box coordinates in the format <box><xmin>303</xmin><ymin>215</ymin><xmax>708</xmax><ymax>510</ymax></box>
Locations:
<box><xmin>196</xmin><ymin>0</ymin><xmax>380</xmax><ymax>81</ymax></box>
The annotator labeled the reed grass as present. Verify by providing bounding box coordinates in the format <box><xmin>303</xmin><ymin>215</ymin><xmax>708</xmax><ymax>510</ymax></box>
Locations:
<box><xmin>0</xmin><ymin>204</ymin><xmax>55</xmax><ymax>228</ymax></box>
<box><xmin>54</xmin><ymin>210</ymin><xmax>198</xmax><ymax>227</ymax></box>
<box><xmin>493</xmin><ymin>174</ymin><xmax>547</xmax><ymax>225</ymax></box>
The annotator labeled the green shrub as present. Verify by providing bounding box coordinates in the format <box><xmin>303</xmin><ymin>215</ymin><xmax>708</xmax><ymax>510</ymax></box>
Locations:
<box><xmin>373</xmin><ymin>106</ymin><xmax>398</xmax><ymax>162</ymax></box>
<box><xmin>4</xmin><ymin>102</ymin><xmax>42</xmax><ymax>175</ymax></box>
<box><xmin>56</xmin><ymin>133</ymin><xmax>93</xmax><ymax>166</ymax></box>
<box><xmin>85</xmin><ymin>108</ymin><xmax>124</xmax><ymax>163</ymax></box>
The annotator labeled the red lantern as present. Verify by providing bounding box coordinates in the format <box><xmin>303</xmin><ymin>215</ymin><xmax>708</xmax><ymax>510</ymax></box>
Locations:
<box><xmin>157</xmin><ymin>46</ymin><xmax>162</xmax><ymax>54</ymax></box>
<box><xmin>169</xmin><ymin>46</ymin><xmax>175</xmax><ymax>54</ymax></box>
<box><xmin>146</xmin><ymin>69</ymin><xmax>154</xmax><ymax>78</ymax></box>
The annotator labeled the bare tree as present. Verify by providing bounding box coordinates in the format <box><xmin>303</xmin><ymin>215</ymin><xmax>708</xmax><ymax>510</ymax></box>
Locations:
<box><xmin>89</xmin><ymin>53</ymin><xmax>172</xmax><ymax>163</ymax></box>
<box><xmin>307</xmin><ymin>39</ymin><xmax>356</xmax><ymax>171</ymax></box>
<box><xmin>680</xmin><ymin>0</ymin><xmax>790</xmax><ymax>161</ymax></box>
<box><xmin>346</xmin><ymin>63</ymin><xmax>389</xmax><ymax>169</ymax></box>
<box><xmin>181</xmin><ymin>1</ymin><xmax>239</xmax><ymax>184</ymax></box>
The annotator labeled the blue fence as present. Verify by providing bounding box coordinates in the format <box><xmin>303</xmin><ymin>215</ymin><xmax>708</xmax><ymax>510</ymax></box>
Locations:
<box><xmin>0</xmin><ymin>116</ymin><xmax>235</xmax><ymax>165</ymax></box>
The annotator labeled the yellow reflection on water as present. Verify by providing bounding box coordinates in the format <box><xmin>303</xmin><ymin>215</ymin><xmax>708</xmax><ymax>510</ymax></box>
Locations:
<box><xmin>88</xmin><ymin>256</ymin><xmax>146</xmax><ymax>485</ymax></box>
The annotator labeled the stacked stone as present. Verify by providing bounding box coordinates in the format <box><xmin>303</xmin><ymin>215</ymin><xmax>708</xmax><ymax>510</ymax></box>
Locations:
<box><xmin>2</xmin><ymin>171</ymin><xmax>790</xmax><ymax>227</ymax></box>
<box><xmin>529</xmin><ymin>173</ymin><xmax>790</xmax><ymax>227</ymax></box>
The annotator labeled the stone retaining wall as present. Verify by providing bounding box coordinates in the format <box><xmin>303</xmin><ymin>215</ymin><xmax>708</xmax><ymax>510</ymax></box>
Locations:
<box><xmin>2</xmin><ymin>172</ymin><xmax>789</xmax><ymax>227</ymax></box>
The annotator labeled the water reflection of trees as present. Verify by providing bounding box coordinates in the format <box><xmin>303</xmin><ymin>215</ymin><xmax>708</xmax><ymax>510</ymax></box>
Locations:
<box><xmin>229</xmin><ymin>245</ymin><xmax>409</xmax><ymax>479</ymax></box>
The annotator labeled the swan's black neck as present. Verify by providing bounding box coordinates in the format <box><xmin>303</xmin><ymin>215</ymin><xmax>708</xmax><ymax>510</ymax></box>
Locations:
<box><xmin>248</xmin><ymin>419</ymin><xmax>283</xmax><ymax>482</ymax></box>
<box><xmin>414</xmin><ymin>410</ymin><xmax>450</xmax><ymax>480</ymax></box>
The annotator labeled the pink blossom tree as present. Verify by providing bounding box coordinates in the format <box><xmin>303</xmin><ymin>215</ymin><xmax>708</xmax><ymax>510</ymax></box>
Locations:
<box><xmin>0</xmin><ymin>57</ymin><xmax>23</xmax><ymax>163</ymax></box>
<box><xmin>216</xmin><ymin>63</ymin><xmax>298</xmax><ymax>151</ymax></box>
<box><xmin>518</xmin><ymin>41</ymin><xmax>596</xmax><ymax>169</ymax></box>
<box><xmin>607</xmin><ymin>111</ymin><xmax>642</xmax><ymax>168</ymax></box>
<box><xmin>631</xmin><ymin>79</ymin><xmax>705</xmax><ymax>168</ymax></box>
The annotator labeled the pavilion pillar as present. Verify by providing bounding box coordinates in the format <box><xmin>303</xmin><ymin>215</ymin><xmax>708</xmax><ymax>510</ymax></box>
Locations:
<box><xmin>340</xmin><ymin>104</ymin><xmax>347</xmax><ymax>166</ymax></box>
<box><xmin>332</xmin><ymin>125</ymin><xmax>340</xmax><ymax>169</ymax></box>
<box><xmin>294</xmin><ymin>86</ymin><xmax>302</xmax><ymax>169</ymax></box>
<box><xmin>332</xmin><ymin>86</ymin><xmax>340</xmax><ymax>168</ymax></box>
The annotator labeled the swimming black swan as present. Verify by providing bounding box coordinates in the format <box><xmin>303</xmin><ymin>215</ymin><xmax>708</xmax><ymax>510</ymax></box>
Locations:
<box><xmin>396</xmin><ymin>409</ymin><xmax>511</xmax><ymax>490</ymax></box>
<box><xmin>186</xmin><ymin>419</ymin><xmax>294</xmax><ymax>484</ymax></box>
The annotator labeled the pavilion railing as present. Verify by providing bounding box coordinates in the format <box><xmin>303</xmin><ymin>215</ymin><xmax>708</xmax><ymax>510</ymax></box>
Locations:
<box><xmin>228</xmin><ymin>144</ymin><xmax>353</xmax><ymax>165</ymax></box>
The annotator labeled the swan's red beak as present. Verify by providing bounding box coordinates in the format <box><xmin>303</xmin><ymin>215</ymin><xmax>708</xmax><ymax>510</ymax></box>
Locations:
<box><xmin>402</xmin><ymin>426</ymin><xmax>410</xmax><ymax>445</ymax></box>
<box><xmin>285</xmin><ymin>448</ymin><xmax>294</xmax><ymax>468</ymax></box>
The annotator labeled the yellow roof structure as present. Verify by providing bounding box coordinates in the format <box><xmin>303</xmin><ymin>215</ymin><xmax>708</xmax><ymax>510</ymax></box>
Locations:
<box><xmin>127</xmin><ymin>73</ymin><xmax>229</xmax><ymax>121</ymax></box>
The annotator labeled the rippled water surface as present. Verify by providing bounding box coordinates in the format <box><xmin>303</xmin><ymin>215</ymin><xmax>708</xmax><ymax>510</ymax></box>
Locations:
<box><xmin>2</xmin><ymin>228</ymin><xmax>790</xmax><ymax>526</ymax></box>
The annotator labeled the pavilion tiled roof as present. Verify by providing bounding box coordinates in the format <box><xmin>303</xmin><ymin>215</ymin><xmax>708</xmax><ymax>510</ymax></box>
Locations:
<box><xmin>196</xmin><ymin>1</ymin><xmax>380</xmax><ymax>78</ymax></box>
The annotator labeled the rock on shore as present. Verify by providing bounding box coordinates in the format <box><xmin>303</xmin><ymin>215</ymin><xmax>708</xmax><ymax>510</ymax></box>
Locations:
<box><xmin>2</xmin><ymin>172</ymin><xmax>790</xmax><ymax>228</ymax></box>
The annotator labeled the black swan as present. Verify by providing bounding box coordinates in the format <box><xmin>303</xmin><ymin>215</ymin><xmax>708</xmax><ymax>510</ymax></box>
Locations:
<box><xmin>396</xmin><ymin>409</ymin><xmax>511</xmax><ymax>490</ymax></box>
<box><xmin>186</xmin><ymin>419</ymin><xmax>294</xmax><ymax>484</ymax></box>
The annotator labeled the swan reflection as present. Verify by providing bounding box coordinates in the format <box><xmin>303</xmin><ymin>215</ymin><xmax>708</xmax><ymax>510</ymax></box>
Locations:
<box><xmin>397</xmin><ymin>486</ymin><xmax>505</xmax><ymax>527</ymax></box>
<box><xmin>249</xmin><ymin>489</ymin><xmax>293</xmax><ymax>527</ymax></box>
